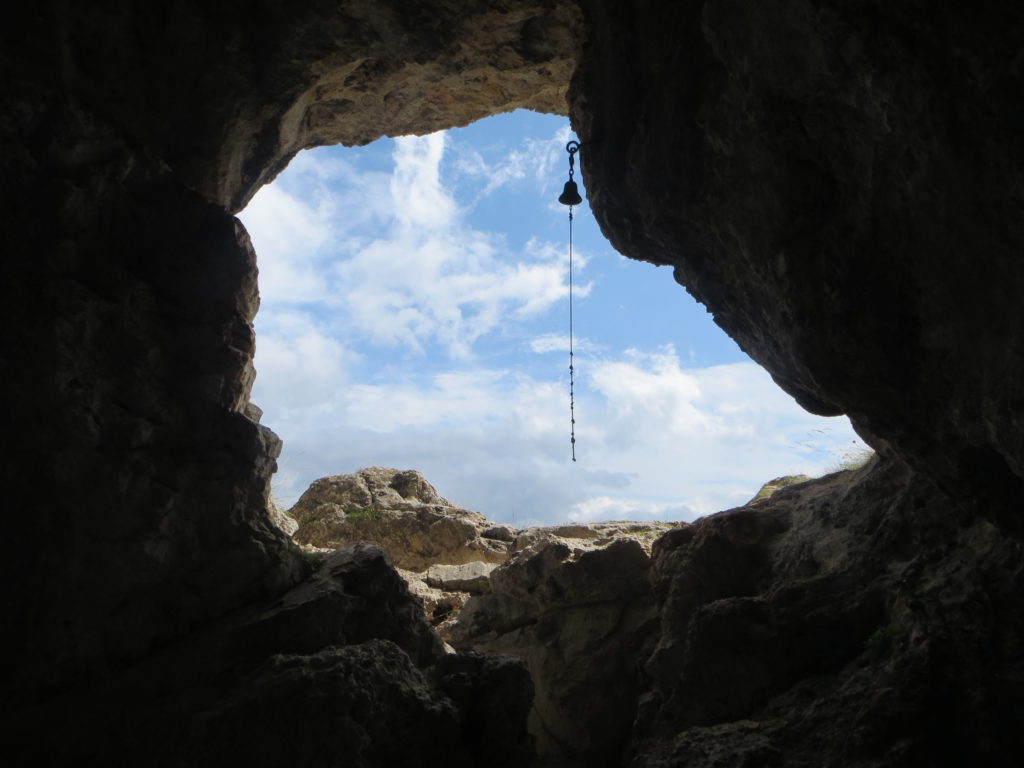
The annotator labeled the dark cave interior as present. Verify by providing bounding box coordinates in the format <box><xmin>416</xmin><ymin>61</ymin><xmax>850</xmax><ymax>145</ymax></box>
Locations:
<box><xmin>3</xmin><ymin>2</ymin><xmax>1024</xmax><ymax>766</ymax></box>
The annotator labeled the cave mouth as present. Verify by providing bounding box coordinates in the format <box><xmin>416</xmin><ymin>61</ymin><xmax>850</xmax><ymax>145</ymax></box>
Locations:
<box><xmin>237</xmin><ymin>110</ymin><xmax>868</xmax><ymax>529</ymax></box>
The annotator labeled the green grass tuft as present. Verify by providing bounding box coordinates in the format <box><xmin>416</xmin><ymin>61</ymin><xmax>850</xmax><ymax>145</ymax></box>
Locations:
<box><xmin>827</xmin><ymin>446</ymin><xmax>875</xmax><ymax>473</ymax></box>
<box><xmin>345</xmin><ymin>506</ymin><xmax>383</xmax><ymax>521</ymax></box>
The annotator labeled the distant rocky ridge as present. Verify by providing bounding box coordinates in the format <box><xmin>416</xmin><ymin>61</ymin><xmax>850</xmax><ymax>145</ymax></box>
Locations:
<box><xmin>286</xmin><ymin>467</ymin><xmax>681</xmax><ymax>641</ymax></box>
<box><xmin>278</xmin><ymin>462</ymin><xmax>1024</xmax><ymax>767</ymax></box>
<box><xmin>280</xmin><ymin>467</ymin><xmax>839</xmax><ymax>766</ymax></box>
<box><xmin>284</xmin><ymin>468</ymin><xmax>683</xmax><ymax>766</ymax></box>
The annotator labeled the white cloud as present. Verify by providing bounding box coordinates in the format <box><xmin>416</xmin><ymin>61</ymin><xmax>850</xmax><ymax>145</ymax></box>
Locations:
<box><xmin>569</xmin><ymin>496</ymin><xmax>699</xmax><ymax>523</ymax></box>
<box><xmin>252</xmin><ymin>310</ymin><xmax>355</xmax><ymax>410</ymax></box>
<box><xmin>243</xmin><ymin>133</ymin><xmax>574</xmax><ymax>359</ymax></box>
<box><xmin>336</xmin><ymin>229</ymin><xmax>571</xmax><ymax>357</ymax></box>
<box><xmin>453</xmin><ymin>123</ymin><xmax>571</xmax><ymax>199</ymax></box>
<box><xmin>391</xmin><ymin>133</ymin><xmax>458</xmax><ymax>231</ymax></box>
<box><xmin>529</xmin><ymin>334</ymin><xmax>599</xmax><ymax>354</ymax></box>
<box><xmin>241</xmin><ymin>126</ymin><xmax>868</xmax><ymax>527</ymax></box>
<box><xmin>254</xmin><ymin>344</ymin><xmax>865</xmax><ymax>524</ymax></box>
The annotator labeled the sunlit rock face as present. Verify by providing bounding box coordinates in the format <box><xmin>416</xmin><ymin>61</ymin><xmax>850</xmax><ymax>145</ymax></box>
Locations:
<box><xmin>571</xmin><ymin>0</ymin><xmax>1024</xmax><ymax>528</ymax></box>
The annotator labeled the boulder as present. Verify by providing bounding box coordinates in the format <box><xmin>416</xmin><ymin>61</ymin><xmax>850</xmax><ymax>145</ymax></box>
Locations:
<box><xmin>290</xmin><ymin>468</ymin><xmax>508</xmax><ymax>570</ymax></box>
<box><xmin>626</xmin><ymin>457</ymin><xmax>1024</xmax><ymax>766</ymax></box>
<box><xmin>426</xmin><ymin>562</ymin><xmax>498</xmax><ymax>594</ymax></box>
<box><xmin>268</xmin><ymin>498</ymin><xmax>299</xmax><ymax>536</ymax></box>
<box><xmin>7</xmin><ymin>543</ymin><xmax>534</xmax><ymax>766</ymax></box>
<box><xmin>432</xmin><ymin>651</ymin><xmax>537</xmax><ymax>768</ymax></box>
<box><xmin>452</xmin><ymin>538</ymin><xmax>658</xmax><ymax>768</ymax></box>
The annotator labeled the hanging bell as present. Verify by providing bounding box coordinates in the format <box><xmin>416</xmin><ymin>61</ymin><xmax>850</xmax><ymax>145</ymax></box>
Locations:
<box><xmin>558</xmin><ymin>179</ymin><xmax>583</xmax><ymax>206</ymax></box>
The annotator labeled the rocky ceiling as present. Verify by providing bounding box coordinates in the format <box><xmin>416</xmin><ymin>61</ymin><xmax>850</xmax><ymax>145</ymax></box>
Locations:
<box><xmin>3</xmin><ymin>0</ymin><xmax>1023</xmax><ymax>765</ymax></box>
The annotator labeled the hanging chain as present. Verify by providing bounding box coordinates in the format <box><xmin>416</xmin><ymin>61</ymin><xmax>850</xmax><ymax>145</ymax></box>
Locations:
<box><xmin>564</xmin><ymin>140</ymin><xmax>581</xmax><ymax>462</ymax></box>
<box><xmin>569</xmin><ymin>202</ymin><xmax>576</xmax><ymax>461</ymax></box>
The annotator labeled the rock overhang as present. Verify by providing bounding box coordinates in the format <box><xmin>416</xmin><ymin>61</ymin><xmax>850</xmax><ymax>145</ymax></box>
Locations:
<box><xmin>4</xmin><ymin>0</ymin><xmax>1024</xmax><ymax>764</ymax></box>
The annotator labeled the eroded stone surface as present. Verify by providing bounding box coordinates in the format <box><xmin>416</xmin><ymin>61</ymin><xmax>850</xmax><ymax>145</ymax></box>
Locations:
<box><xmin>453</xmin><ymin>538</ymin><xmax>659</xmax><ymax>768</ymax></box>
<box><xmin>628</xmin><ymin>459</ymin><xmax>1024</xmax><ymax>767</ymax></box>
<box><xmin>291</xmin><ymin>468</ymin><xmax>510</xmax><ymax>569</ymax></box>
<box><xmin>1</xmin><ymin>3</ymin><xmax>583</xmax><ymax>715</ymax></box>
<box><xmin>5</xmin><ymin>0</ymin><xmax>1024</xmax><ymax>765</ymax></box>
<box><xmin>426</xmin><ymin>561</ymin><xmax>499</xmax><ymax>593</ymax></box>
<box><xmin>571</xmin><ymin>0</ymin><xmax>1024</xmax><ymax>528</ymax></box>
<box><xmin>7</xmin><ymin>544</ymin><xmax>532</xmax><ymax>766</ymax></box>
<box><xmin>446</xmin><ymin>460</ymin><xmax>1024</xmax><ymax>767</ymax></box>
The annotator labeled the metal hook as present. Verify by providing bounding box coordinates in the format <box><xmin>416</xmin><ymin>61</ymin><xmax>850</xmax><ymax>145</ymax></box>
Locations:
<box><xmin>565</xmin><ymin>140</ymin><xmax>580</xmax><ymax>178</ymax></box>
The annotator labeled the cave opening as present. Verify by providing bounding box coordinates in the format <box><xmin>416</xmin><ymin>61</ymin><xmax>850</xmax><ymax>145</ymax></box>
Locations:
<box><xmin>7</xmin><ymin>1</ymin><xmax>1024</xmax><ymax>764</ymax></box>
<box><xmin>238</xmin><ymin>109</ymin><xmax>868</xmax><ymax>530</ymax></box>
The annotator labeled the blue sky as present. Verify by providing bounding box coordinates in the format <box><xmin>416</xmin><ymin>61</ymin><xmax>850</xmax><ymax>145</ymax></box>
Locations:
<box><xmin>239</xmin><ymin>109</ymin><xmax>865</xmax><ymax>526</ymax></box>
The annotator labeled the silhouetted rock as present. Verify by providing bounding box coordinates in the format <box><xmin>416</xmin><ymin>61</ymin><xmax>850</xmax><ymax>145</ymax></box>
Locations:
<box><xmin>5</xmin><ymin>0</ymin><xmax>1024</xmax><ymax>764</ymax></box>
<box><xmin>7</xmin><ymin>544</ymin><xmax>531</xmax><ymax>767</ymax></box>
<box><xmin>572</xmin><ymin>0</ymin><xmax>1024</xmax><ymax>531</ymax></box>
<box><xmin>453</xmin><ymin>538</ymin><xmax>658</xmax><ymax>768</ymax></box>
<box><xmin>628</xmin><ymin>458</ymin><xmax>1024</xmax><ymax>766</ymax></box>
<box><xmin>433</xmin><ymin>651</ymin><xmax>537</xmax><ymax>768</ymax></box>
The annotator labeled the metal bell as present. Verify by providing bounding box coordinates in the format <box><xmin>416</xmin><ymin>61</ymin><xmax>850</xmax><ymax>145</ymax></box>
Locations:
<box><xmin>558</xmin><ymin>179</ymin><xmax>583</xmax><ymax>206</ymax></box>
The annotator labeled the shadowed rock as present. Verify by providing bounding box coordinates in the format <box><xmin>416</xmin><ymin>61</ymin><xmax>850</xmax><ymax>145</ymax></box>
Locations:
<box><xmin>452</xmin><ymin>537</ymin><xmax>658</xmax><ymax>768</ymax></box>
<box><xmin>5</xmin><ymin>0</ymin><xmax>1024</xmax><ymax>765</ymax></box>
<box><xmin>7</xmin><ymin>544</ymin><xmax>532</xmax><ymax>767</ymax></box>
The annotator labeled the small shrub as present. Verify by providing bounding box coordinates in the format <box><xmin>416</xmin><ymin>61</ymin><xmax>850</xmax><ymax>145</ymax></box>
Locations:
<box><xmin>287</xmin><ymin>542</ymin><xmax>326</xmax><ymax>572</ymax></box>
<box><xmin>300</xmin><ymin>550</ymin><xmax>327</xmax><ymax>570</ymax></box>
<box><xmin>345</xmin><ymin>506</ymin><xmax>383</xmax><ymax>521</ymax></box>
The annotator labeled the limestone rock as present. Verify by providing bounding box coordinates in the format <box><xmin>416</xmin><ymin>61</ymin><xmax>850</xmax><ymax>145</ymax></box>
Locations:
<box><xmin>426</xmin><ymin>561</ymin><xmax>498</xmax><ymax>593</ymax></box>
<box><xmin>448</xmin><ymin>460</ymin><xmax>1024</xmax><ymax>766</ymax></box>
<box><xmin>748</xmin><ymin>473</ymin><xmax>812</xmax><ymax>503</ymax></box>
<box><xmin>187</xmin><ymin>640</ymin><xmax>465</xmax><ymax>768</ymax></box>
<box><xmin>432</xmin><ymin>651</ymin><xmax>537</xmax><ymax>768</ymax></box>
<box><xmin>398</xmin><ymin>567</ymin><xmax>470</xmax><ymax>639</ymax></box>
<box><xmin>452</xmin><ymin>538</ymin><xmax>658</xmax><ymax>768</ymax></box>
<box><xmin>0</xmin><ymin>0</ymin><xmax>584</xmax><ymax>715</ymax></box>
<box><xmin>292</xmin><ymin>466</ymin><xmax>454</xmax><ymax>513</ymax></box>
<box><xmin>627</xmin><ymin>458</ymin><xmax>1024</xmax><ymax>766</ymax></box>
<box><xmin>291</xmin><ymin>467</ymin><xmax>509</xmax><ymax>570</ymax></box>
<box><xmin>6</xmin><ymin>0</ymin><xmax>1024</xmax><ymax>765</ymax></box>
<box><xmin>291</xmin><ymin>469</ymin><xmax>684</xmax><ymax>575</ymax></box>
<box><xmin>290</xmin><ymin>469</ymin><xmax>682</xmax><ymax>651</ymax></box>
<box><xmin>513</xmin><ymin>520</ymin><xmax>678</xmax><ymax>556</ymax></box>
<box><xmin>481</xmin><ymin>524</ymin><xmax>517</xmax><ymax>542</ymax></box>
<box><xmin>570</xmin><ymin>0</ymin><xmax>1024</xmax><ymax>530</ymax></box>
<box><xmin>7</xmin><ymin>543</ymin><xmax>533</xmax><ymax>766</ymax></box>
<box><xmin>268</xmin><ymin>498</ymin><xmax>299</xmax><ymax>536</ymax></box>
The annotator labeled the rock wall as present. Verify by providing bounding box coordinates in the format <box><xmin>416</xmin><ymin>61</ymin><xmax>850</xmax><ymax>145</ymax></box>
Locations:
<box><xmin>630</xmin><ymin>457</ymin><xmax>1024</xmax><ymax>767</ymax></box>
<box><xmin>288</xmin><ymin>467</ymin><xmax>678</xmax><ymax>645</ymax></box>
<box><xmin>453</xmin><ymin>538</ymin><xmax>659</xmax><ymax>768</ymax></box>
<box><xmin>571</xmin><ymin>0</ymin><xmax>1024</xmax><ymax>529</ymax></box>
<box><xmin>4</xmin><ymin>0</ymin><xmax>1024</xmax><ymax>765</ymax></box>
<box><xmin>1</xmin><ymin>0</ymin><xmax>577</xmax><ymax>760</ymax></box>
<box><xmin>8</xmin><ymin>544</ymin><xmax>533</xmax><ymax>767</ymax></box>
<box><xmin>450</xmin><ymin>459</ymin><xmax>1024</xmax><ymax>767</ymax></box>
